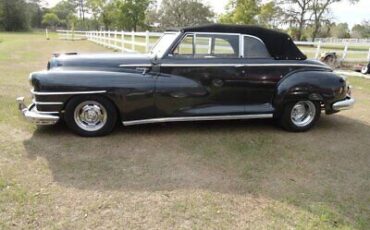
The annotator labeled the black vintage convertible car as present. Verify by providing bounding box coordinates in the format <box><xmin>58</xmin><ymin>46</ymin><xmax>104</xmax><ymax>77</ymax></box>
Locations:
<box><xmin>17</xmin><ymin>24</ymin><xmax>355</xmax><ymax>136</ymax></box>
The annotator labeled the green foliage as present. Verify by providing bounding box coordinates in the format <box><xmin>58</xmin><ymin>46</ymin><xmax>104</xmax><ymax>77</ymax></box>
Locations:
<box><xmin>158</xmin><ymin>0</ymin><xmax>214</xmax><ymax>28</ymax></box>
<box><xmin>0</xmin><ymin>0</ymin><xmax>30</xmax><ymax>31</ymax></box>
<box><xmin>42</xmin><ymin>13</ymin><xmax>60</xmax><ymax>27</ymax></box>
<box><xmin>257</xmin><ymin>2</ymin><xmax>284</xmax><ymax>29</ymax></box>
<box><xmin>114</xmin><ymin>0</ymin><xmax>151</xmax><ymax>31</ymax></box>
<box><xmin>351</xmin><ymin>21</ymin><xmax>370</xmax><ymax>39</ymax></box>
<box><xmin>331</xmin><ymin>23</ymin><xmax>350</xmax><ymax>38</ymax></box>
<box><xmin>52</xmin><ymin>0</ymin><xmax>77</xmax><ymax>21</ymax></box>
<box><xmin>219</xmin><ymin>0</ymin><xmax>260</xmax><ymax>24</ymax></box>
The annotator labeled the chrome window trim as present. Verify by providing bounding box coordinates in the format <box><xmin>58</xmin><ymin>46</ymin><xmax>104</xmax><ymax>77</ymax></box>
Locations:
<box><xmin>32</xmin><ymin>99</ymin><xmax>64</xmax><ymax>105</ymax></box>
<box><xmin>31</xmin><ymin>89</ymin><xmax>107</xmax><ymax>96</ymax></box>
<box><xmin>153</xmin><ymin>32</ymin><xmax>182</xmax><ymax>59</ymax></box>
<box><xmin>239</xmin><ymin>34</ymin><xmax>244</xmax><ymax>58</ymax></box>
<box><xmin>167</xmin><ymin>32</ymin><xmax>270</xmax><ymax>59</ymax></box>
<box><xmin>123</xmin><ymin>114</ymin><xmax>273</xmax><ymax>126</ymax></box>
<box><xmin>243</xmin><ymin>34</ymin><xmax>265</xmax><ymax>47</ymax></box>
<box><xmin>169</xmin><ymin>32</ymin><xmax>242</xmax><ymax>58</ymax></box>
<box><xmin>242</xmin><ymin>35</ymin><xmax>271</xmax><ymax>59</ymax></box>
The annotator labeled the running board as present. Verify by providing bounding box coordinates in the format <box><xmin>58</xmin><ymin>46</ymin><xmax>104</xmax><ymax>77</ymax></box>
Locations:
<box><xmin>122</xmin><ymin>114</ymin><xmax>273</xmax><ymax>126</ymax></box>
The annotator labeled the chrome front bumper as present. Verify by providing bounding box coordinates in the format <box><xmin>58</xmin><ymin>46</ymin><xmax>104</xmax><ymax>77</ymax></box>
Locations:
<box><xmin>332</xmin><ymin>97</ymin><xmax>355</xmax><ymax>111</ymax></box>
<box><xmin>16</xmin><ymin>97</ymin><xmax>59</xmax><ymax>125</ymax></box>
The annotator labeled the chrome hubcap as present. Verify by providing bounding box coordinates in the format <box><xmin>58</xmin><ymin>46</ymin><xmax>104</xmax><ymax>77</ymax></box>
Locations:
<box><xmin>362</xmin><ymin>66</ymin><xmax>368</xmax><ymax>74</ymax></box>
<box><xmin>290</xmin><ymin>101</ymin><xmax>316</xmax><ymax>127</ymax></box>
<box><xmin>74</xmin><ymin>101</ymin><xmax>107</xmax><ymax>131</ymax></box>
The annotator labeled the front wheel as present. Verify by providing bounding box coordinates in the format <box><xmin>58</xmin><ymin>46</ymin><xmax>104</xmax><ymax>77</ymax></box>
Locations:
<box><xmin>279</xmin><ymin>100</ymin><xmax>321</xmax><ymax>132</ymax></box>
<box><xmin>64</xmin><ymin>96</ymin><xmax>117</xmax><ymax>137</ymax></box>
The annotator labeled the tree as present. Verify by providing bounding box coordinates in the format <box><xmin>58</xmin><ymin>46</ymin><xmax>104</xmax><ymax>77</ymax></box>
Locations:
<box><xmin>52</xmin><ymin>0</ymin><xmax>77</xmax><ymax>22</ymax></box>
<box><xmin>42</xmin><ymin>12</ymin><xmax>60</xmax><ymax>28</ymax></box>
<box><xmin>309</xmin><ymin>0</ymin><xmax>358</xmax><ymax>41</ymax></box>
<box><xmin>159</xmin><ymin>0</ymin><xmax>214</xmax><ymax>28</ymax></box>
<box><xmin>69</xmin><ymin>0</ymin><xmax>87</xmax><ymax>21</ymax></box>
<box><xmin>26</xmin><ymin>0</ymin><xmax>47</xmax><ymax>28</ymax></box>
<box><xmin>219</xmin><ymin>0</ymin><xmax>259</xmax><ymax>24</ymax></box>
<box><xmin>351</xmin><ymin>21</ymin><xmax>370</xmax><ymax>38</ymax></box>
<box><xmin>87</xmin><ymin>0</ymin><xmax>114</xmax><ymax>29</ymax></box>
<box><xmin>257</xmin><ymin>1</ymin><xmax>284</xmax><ymax>29</ymax></box>
<box><xmin>283</xmin><ymin>0</ymin><xmax>312</xmax><ymax>41</ymax></box>
<box><xmin>0</xmin><ymin>0</ymin><xmax>29</xmax><ymax>31</ymax></box>
<box><xmin>145</xmin><ymin>0</ymin><xmax>160</xmax><ymax>28</ymax></box>
<box><xmin>115</xmin><ymin>0</ymin><xmax>151</xmax><ymax>31</ymax></box>
<box><xmin>330</xmin><ymin>23</ymin><xmax>350</xmax><ymax>38</ymax></box>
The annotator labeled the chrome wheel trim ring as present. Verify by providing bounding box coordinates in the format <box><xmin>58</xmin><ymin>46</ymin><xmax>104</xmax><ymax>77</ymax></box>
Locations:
<box><xmin>290</xmin><ymin>101</ymin><xmax>316</xmax><ymax>127</ymax></box>
<box><xmin>361</xmin><ymin>66</ymin><xmax>368</xmax><ymax>74</ymax></box>
<box><xmin>74</xmin><ymin>100</ymin><xmax>107</xmax><ymax>132</ymax></box>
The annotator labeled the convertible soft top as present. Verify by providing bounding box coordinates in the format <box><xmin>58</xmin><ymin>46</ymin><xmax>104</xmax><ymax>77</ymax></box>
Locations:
<box><xmin>181</xmin><ymin>24</ymin><xmax>307</xmax><ymax>60</ymax></box>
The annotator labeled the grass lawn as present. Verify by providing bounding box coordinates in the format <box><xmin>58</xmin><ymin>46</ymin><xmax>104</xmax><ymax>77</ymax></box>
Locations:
<box><xmin>1</xmin><ymin>32</ymin><xmax>370</xmax><ymax>229</ymax></box>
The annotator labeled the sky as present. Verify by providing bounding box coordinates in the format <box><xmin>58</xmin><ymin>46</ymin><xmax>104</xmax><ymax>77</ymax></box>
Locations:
<box><xmin>44</xmin><ymin>0</ymin><xmax>370</xmax><ymax>28</ymax></box>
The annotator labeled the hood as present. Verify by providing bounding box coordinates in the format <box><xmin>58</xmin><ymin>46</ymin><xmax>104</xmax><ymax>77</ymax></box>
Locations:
<box><xmin>49</xmin><ymin>53</ymin><xmax>153</xmax><ymax>70</ymax></box>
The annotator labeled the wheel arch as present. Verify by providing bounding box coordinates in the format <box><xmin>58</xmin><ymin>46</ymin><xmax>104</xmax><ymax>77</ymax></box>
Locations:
<box><xmin>273</xmin><ymin>70</ymin><xmax>341</xmax><ymax>114</ymax></box>
<box><xmin>62</xmin><ymin>94</ymin><xmax>122</xmax><ymax>123</ymax></box>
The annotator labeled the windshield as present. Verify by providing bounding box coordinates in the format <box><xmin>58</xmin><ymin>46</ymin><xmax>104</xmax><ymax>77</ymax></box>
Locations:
<box><xmin>150</xmin><ymin>33</ymin><xmax>179</xmax><ymax>58</ymax></box>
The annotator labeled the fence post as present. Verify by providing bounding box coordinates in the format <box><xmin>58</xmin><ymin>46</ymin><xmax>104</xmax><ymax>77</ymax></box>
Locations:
<box><xmin>314</xmin><ymin>41</ymin><xmax>321</xmax><ymax>59</ymax></box>
<box><xmin>99</xmin><ymin>30</ymin><xmax>102</xmax><ymax>45</ymax></box>
<box><xmin>108</xmin><ymin>30</ymin><xmax>111</xmax><ymax>48</ymax></box>
<box><xmin>367</xmin><ymin>48</ymin><xmax>370</xmax><ymax>62</ymax></box>
<box><xmin>145</xmin><ymin>30</ymin><xmax>150</xmax><ymax>53</ymax></box>
<box><xmin>102</xmin><ymin>31</ymin><xmax>105</xmax><ymax>46</ymax></box>
<box><xmin>121</xmin><ymin>31</ymin><xmax>125</xmax><ymax>53</ymax></box>
<box><xmin>103</xmin><ymin>30</ymin><xmax>108</xmax><ymax>47</ymax></box>
<box><xmin>131</xmin><ymin>30</ymin><xmax>135</xmax><ymax>51</ymax></box>
<box><xmin>45</xmin><ymin>28</ymin><xmax>49</xmax><ymax>40</ymax></box>
<box><xmin>342</xmin><ymin>42</ymin><xmax>349</xmax><ymax>60</ymax></box>
<box><xmin>114</xmin><ymin>30</ymin><xmax>117</xmax><ymax>49</ymax></box>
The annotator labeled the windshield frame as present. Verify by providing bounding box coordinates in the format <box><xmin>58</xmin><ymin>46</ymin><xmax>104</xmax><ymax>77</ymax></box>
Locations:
<box><xmin>150</xmin><ymin>32</ymin><xmax>181</xmax><ymax>59</ymax></box>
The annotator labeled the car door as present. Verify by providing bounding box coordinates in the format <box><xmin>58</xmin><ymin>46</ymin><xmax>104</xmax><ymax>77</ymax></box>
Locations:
<box><xmin>236</xmin><ymin>35</ymin><xmax>286</xmax><ymax>113</ymax></box>
<box><xmin>155</xmin><ymin>32</ymin><xmax>250</xmax><ymax>118</ymax></box>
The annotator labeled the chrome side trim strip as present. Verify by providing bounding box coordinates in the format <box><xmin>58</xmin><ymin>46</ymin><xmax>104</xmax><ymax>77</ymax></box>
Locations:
<box><xmin>32</xmin><ymin>99</ymin><xmax>63</xmax><ymax>105</ymax></box>
<box><xmin>122</xmin><ymin>114</ymin><xmax>273</xmax><ymax>126</ymax></box>
<box><xmin>31</xmin><ymin>89</ymin><xmax>107</xmax><ymax>95</ymax></box>
<box><xmin>119</xmin><ymin>64</ymin><xmax>153</xmax><ymax>68</ymax></box>
<box><xmin>160</xmin><ymin>63</ymin><xmax>331</xmax><ymax>69</ymax></box>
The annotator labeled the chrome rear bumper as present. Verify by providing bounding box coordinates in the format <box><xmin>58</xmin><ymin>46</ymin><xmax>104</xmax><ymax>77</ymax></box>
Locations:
<box><xmin>16</xmin><ymin>97</ymin><xmax>59</xmax><ymax>125</ymax></box>
<box><xmin>332</xmin><ymin>97</ymin><xmax>355</xmax><ymax>111</ymax></box>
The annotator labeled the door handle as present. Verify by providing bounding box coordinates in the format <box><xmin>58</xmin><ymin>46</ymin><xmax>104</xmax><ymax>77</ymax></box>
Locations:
<box><xmin>212</xmin><ymin>79</ymin><xmax>224</xmax><ymax>87</ymax></box>
<box><xmin>136</xmin><ymin>67</ymin><xmax>150</xmax><ymax>74</ymax></box>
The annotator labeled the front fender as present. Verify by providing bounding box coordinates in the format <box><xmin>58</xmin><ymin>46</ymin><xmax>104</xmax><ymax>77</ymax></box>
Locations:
<box><xmin>30</xmin><ymin>69</ymin><xmax>157</xmax><ymax>120</ymax></box>
<box><xmin>273</xmin><ymin>70</ymin><xmax>347</xmax><ymax>112</ymax></box>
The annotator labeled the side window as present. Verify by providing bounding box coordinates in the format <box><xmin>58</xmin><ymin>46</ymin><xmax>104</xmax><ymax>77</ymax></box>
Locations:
<box><xmin>213</xmin><ymin>38</ymin><xmax>236</xmax><ymax>55</ymax></box>
<box><xmin>173</xmin><ymin>34</ymin><xmax>194</xmax><ymax>56</ymax></box>
<box><xmin>244</xmin><ymin>36</ymin><xmax>271</xmax><ymax>58</ymax></box>
<box><xmin>171</xmin><ymin>33</ymin><xmax>239</xmax><ymax>58</ymax></box>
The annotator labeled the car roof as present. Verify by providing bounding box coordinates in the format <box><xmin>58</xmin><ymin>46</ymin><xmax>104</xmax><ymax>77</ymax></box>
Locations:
<box><xmin>170</xmin><ymin>24</ymin><xmax>306</xmax><ymax>60</ymax></box>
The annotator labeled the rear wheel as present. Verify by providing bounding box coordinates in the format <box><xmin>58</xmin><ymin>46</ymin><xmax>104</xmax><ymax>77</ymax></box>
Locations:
<box><xmin>64</xmin><ymin>95</ymin><xmax>117</xmax><ymax>137</ymax></box>
<box><xmin>279</xmin><ymin>100</ymin><xmax>321</xmax><ymax>132</ymax></box>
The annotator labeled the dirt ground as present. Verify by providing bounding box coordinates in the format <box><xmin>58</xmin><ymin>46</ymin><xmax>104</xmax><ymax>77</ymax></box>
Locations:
<box><xmin>0</xmin><ymin>32</ymin><xmax>369</xmax><ymax>229</ymax></box>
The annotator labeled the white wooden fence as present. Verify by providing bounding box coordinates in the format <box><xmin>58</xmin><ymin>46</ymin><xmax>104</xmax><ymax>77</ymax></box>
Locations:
<box><xmin>58</xmin><ymin>30</ymin><xmax>163</xmax><ymax>53</ymax></box>
<box><xmin>57</xmin><ymin>30</ymin><xmax>370</xmax><ymax>62</ymax></box>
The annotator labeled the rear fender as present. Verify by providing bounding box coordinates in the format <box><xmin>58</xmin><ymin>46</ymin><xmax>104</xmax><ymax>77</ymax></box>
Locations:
<box><xmin>273</xmin><ymin>70</ymin><xmax>345</xmax><ymax>113</ymax></box>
